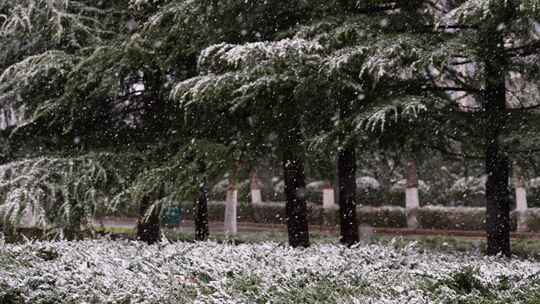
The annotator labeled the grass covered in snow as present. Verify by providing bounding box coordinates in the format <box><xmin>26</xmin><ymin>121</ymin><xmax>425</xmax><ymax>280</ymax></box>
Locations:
<box><xmin>2</xmin><ymin>240</ymin><xmax>540</xmax><ymax>303</ymax></box>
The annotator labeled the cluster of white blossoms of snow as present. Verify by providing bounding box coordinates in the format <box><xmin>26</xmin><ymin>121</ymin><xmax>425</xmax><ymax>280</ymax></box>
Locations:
<box><xmin>1</xmin><ymin>240</ymin><xmax>540</xmax><ymax>303</ymax></box>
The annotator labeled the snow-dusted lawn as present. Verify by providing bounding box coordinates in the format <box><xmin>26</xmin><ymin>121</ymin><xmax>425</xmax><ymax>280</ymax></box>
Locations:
<box><xmin>1</xmin><ymin>240</ymin><xmax>540</xmax><ymax>303</ymax></box>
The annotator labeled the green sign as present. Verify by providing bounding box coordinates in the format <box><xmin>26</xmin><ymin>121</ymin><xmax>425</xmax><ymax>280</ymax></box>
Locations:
<box><xmin>162</xmin><ymin>207</ymin><xmax>182</xmax><ymax>226</ymax></box>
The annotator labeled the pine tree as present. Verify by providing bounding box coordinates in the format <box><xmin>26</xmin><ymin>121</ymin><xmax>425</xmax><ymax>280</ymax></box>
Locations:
<box><xmin>352</xmin><ymin>0</ymin><xmax>540</xmax><ymax>256</ymax></box>
<box><xmin>172</xmin><ymin>39</ymin><xmax>327</xmax><ymax>247</ymax></box>
<box><xmin>0</xmin><ymin>0</ymin><xmax>138</xmax><ymax>238</ymax></box>
<box><xmin>443</xmin><ymin>0</ymin><xmax>540</xmax><ymax>256</ymax></box>
<box><xmin>146</xmin><ymin>0</ymin><xmax>332</xmax><ymax>245</ymax></box>
<box><xmin>0</xmin><ymin>0</ymin><xmax>324</xmax><ymax>242</ymax></box>
<box><xmin>172</xmin><ymin>1</ymin><xmax>441</xmax><ymax>246</ymax></box>
<box><xmin>295</xmin><ymin>0</ymin><xmax>443</xmax><ymax>245</ymax></box>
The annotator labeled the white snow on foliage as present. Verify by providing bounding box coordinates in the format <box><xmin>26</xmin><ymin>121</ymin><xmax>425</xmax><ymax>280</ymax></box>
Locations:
<box><xmin>306</xmin><ymin>181</ymin><xmax>327</xmax><ymax>191</ymax></box>
<box><xmin>198</xmin><ymin>39</ymin><xmax>323</xmax><ymax>72</ymax></box>
<box><xmin>450</xmin><ymin>176</ymin><xmax>487</xmax><ymax>194</ymax></box>
<box><xmin>356</xmin><ymin>176</ymin><xmax>381</xmax><ymax>191</ymax></box>
<box><xmin>273</xmin><ymin>180</ymin><xmax>285</xmax><ymax>194</ymax></box>
<box><xmin>390</xmin><ymin>179</ymin><xmax>430</xmax><ymax>193</ymax></box>
<box><xmin>442</xmin><ymin>0</ymin><xmax>540</xmax><ymax>25</ymax></box>
<box><xmin>1</xmin><ymin>240</ymin><xmax>540</xmax><ymax>303</ymax></box>
<box><xmin>529</xmin><ymin>177</ymin><xmax>540</xmax><ymax>189</ymax></box>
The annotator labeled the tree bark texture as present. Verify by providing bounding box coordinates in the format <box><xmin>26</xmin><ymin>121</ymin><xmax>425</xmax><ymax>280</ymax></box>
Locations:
<box><xmin>281</xmin><ymin>126</ymin><xmax>310</xmax><ymax>248</ymax></box>
<box><xmin>136</xmin><ymin>196</ymin><xmax>161</xmax><ymax>244</ymax></box>
<box><xmin>482</xmin><ymin>28</ymin><xmax>511</xmax><ymax>257</ymax></box>
<box><xmin>195</xmin><ymin>183</ymin><xmax>210</xmax><ymax>241</ymax></box>
<box><xmin>337</xmin><ymin>145</ymin><xmax>359</xmax><ymax>246</ymax></box>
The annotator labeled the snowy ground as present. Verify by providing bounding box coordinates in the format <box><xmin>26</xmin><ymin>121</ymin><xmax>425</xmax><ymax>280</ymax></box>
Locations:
<box><xmin>1</xmin><ymin>240</ymin><xmax>540</xmax><ymax>304</ymax></box>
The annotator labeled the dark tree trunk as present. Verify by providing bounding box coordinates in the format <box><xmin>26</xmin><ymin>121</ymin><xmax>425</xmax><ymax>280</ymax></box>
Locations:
<box><xmin>281</xmin><ymin>126</ymin><xmax>310</xmax><ymax>248</ymax></box>
<box><xmin>337</xmin><ymin>145</ymin><xmax>359</xmax><ymax>246</ymax></box>
<box><xmin>282</xmin><ymin>154</ymin><xmax>310</xmax><ymax>247</ymax></box>
<box><xmin>194</xmin><ymin>183</ymin><xmax>209</xmax><ymax>241</ymax></box>
<box><xmin>482</xmin><ymin>29</ymin><xmax>511</xmax><ymax>257</ymax></box>
<box><xmin>137</xmin><ymin>196</ymin><xmax>161</xmax><ymax>244</ymax></box>
<box><xmin>485</xmin><ymin>149</ymin><xmax>511</xmax><ymax>256</ymax></box>
<box><xmin>336</xmin><ymin>91</ymin><xmax>359</xmax><ymax>246</ymax></box>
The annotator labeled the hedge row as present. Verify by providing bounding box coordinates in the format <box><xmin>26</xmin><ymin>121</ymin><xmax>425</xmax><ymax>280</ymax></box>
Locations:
<box><xmin>175</xmin><ymin>202</ymin><xmax>540</xmax><ymax>232</ymax></box>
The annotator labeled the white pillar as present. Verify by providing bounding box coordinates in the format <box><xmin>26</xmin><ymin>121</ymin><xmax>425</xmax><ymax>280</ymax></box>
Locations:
<box><xmin>515</xmin><ymin>174</ymin><xmax>528</xmax><ymax>232</ymax></box>
<box><xmin>250</xmin><ymin>172</ymin><xmax>262</xmax><ymax>204</ymax></box>
<box><xmin>322</xmin><ymin>182</ymin><xmax>336</xmax><ymax>209</ymax></box>
<box><xmin>224</xmin><ymin>184</ymin><xmax>238</xmax><ymax>235</ymax></box>
<box><xmin>406</xmin><ymin>160</ymin><xmax>419</xmax><ymax>229</ymax></box>
<box><xmin>251</xmin><ymin>188</ymin><xmax>262</xmax><ymax>204</ymax></box>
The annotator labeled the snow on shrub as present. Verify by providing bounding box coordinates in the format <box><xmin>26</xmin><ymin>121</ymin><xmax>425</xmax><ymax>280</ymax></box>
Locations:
<box><xmin>306</xmin><ymin>181</ymin><xmax>327</xmax><ymax>191</ymax></box>
<box><xmin>390</xmin><ymin>179</ymin><xmax>430</xmax><ymax>193</ymax></box>
<box><xmin>1</xmin><ymin>240</ymin><xmax>540</xmax><ymax>303</ymax></box>
<box><xmin>210</xmin><ymin>179</ymin><xmax>250</xmax><ymax>201</ymax></box>
<box><xmin>357</xmin><ymin>206</ymin><xmax>407</xmax><ymax>228</ymax></box>
<box><xmin>450</xmin><ymin>176</ymin><xmax>487</xmax><ymax>195</ymax></box>
<box><xmin>356</xmin><ymin>176</ymin><xmax>381</xmax><ymax>191</ymax></box>
<box><xmin>418</xmin><ymin>205</ymin><xmax>487</xmax><ymax>230</ymax></box>
<box><xmin>273</xmin><ymin>180</ymin><xmax>285</xmax><ymax>194</ymax></box>
<box><xmin>528</xmin><ymin>177</ymin><xmax>540</xmax><ymax>189</ymax></box>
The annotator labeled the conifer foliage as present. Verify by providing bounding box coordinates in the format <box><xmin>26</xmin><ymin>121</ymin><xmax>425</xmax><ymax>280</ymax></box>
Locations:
<box><xmin>0</xmin><ymin>0</ymin><xmax>539</xmax><ymax>256</ymax></box>
<box><xmin>173</xmin><ymin>38</ymin><xmax>326</xmax><ymax>247</ymax></box>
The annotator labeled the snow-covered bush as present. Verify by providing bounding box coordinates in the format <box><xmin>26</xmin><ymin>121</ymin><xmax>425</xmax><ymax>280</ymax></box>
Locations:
<box><xmin>304</xmin><ymin>181</ymin><xmax>329</xmax><ymax>204</ymax></box>
<box><xmin>306</xmin><ymin>181</ymin><xmax>327</xmax><ymax>191</ymax></box>
<box><xmin>212</xmin><ymin>179</ymin><xmax>230</xmax><ymax>195</ymax></box>
<box><xmin>390</xmin><ymin>179</ymin><xmax>431</xmax><ymax>193</ymax></box>
<box><xmin>524</xmin><ymin>208</ymin><xmax>540</xmax><ymax>232</ymax></box>
<box><xmin>2</xmin><ymin>240</ymin><xmax>540</xmax><ymax>303</ymax></box>
<box><xmin>356</xmin><ymin>176</ymin><xmax>381</xmax><ymax>191</ymax></box>
<box><xmin>357</xmin><ymin>206</ymin><xmax>406</xmax><ymax>228</ymax></box>
<box><xmin>375</xmin><ymin>179</ymin><xmax>431</xmax><ymax>207</ymax></box>
<box><xmin>528</xmin><ymin>177</ymin><xmax>540</xmax><ymax>189</ymax></box>
<box><xmin>210</xmin><ymin>179</ymin><xmax>250</xmax><ymax>202</ymax></box>
<box><xmin>527</xmin><ymin>178</ymin><xmax>540</xmax><ymax>208</ymax></box>
<box><xmin>271</xmin><ymin>180</ymin><xmax>285</xmax><ymax>201</ymax></box>
<box><xmin>0</xmin><ymin>154</ymin><xmax>128</xmax><ymax>238</ymax></box>
<box><xmin>450</xmin><ymin>176</ymin><xmax>487</xmax><ymax>195</ymax></box>
<box><xmin>418</xmin><ymin>205</ymin><xmax>488</xmax><ymax>231</ymax></box>
<box><xmin>173</xmin><ymin>202</ymin><xmax>534</xmax><ymax>232</ymax></box>
<box><xmin>447</xmin><ymin>176</ymin><xmax>488</xmax><ymax>207</ymax></box>
<box><xmin>355</xmin><ymin>176</ymin><xmax>384</xmax><ymax>206</ymax></box>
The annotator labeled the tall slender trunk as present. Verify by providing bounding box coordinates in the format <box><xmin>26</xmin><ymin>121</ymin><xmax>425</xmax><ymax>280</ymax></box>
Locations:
<box><xmin>281</xmin><ymin>126</ymin><xmax>309</xmax><ymax>248</ymax></box>
<box><xmin>195</xmin><ymin>182</ymin><xmax>209</xmax><ymax>241</ymax></box>
<box><xmin>483</xmin><ymin>29</ymin><xmax>510</xmax><ymax>257</ymax></box>
<box><xmin>485</xmin><ymin>147</ymin><xmax>510</xmax><ymax>256</ymax></box>
<box><xmin>336</xmin><ymin>95</ymin><xmax>359</xmax><ymax>245</ymax></box>
<box><xmin>137</xmin><ymin>196</ymin><xmax>161</xmax><ymax>244</ymax></box>
<box><xmin>337</xmin><ymin>145</ymin><xmax>359</xmax><ymax>246</ymax></box>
